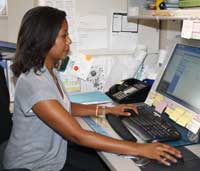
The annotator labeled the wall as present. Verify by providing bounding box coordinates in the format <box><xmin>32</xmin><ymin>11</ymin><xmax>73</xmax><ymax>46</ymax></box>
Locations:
<box><xmin>0</xmin><ymin>0</ymin><xmax>34</xmax><ymax>43</ymax></box>
<box><xmin>0</xmin><ymin>16</ymin><xmax>8</xmax><ymax>41</ymax></box>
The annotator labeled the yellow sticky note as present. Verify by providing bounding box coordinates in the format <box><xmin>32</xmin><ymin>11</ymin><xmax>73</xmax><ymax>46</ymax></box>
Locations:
<box><xmin>169</xmin><ymin>106</ymin><xmax>185</xmax><ymax>121</ymax></box>
<box><xmin>149</xmin><ymin>92</ymin><xmax>156</xmax><ymax>99</ymax></box>
<box><xmin>85</xmin><ymin>55</ymin><xmax>92</xmax><ymax>61</ymax></box>
<box><xmin>155</xmin><ymin>94</ymin><xmax>164</xmax><ymax>101</ymax></box>
<box><xmin>165</xmin><ymin>107</ymin><xmax>174</xmax><ymax>116</ymax></box>
<box><xmin>153</xmin><ymin>94</ymin><xmax>163</xmax><ymax>107</ymax></box>
<box><xmin>176</xmin><ymin>112</ymin><xmax>193</xmax><ymax>127</ymax></box>
<box><xmin>175</xmin><ymin>106</ymin><xmax>185</xmax><ymax>114</ymax></box>
<box><xmin>153</xmin><ymin>100</ymin><xmax>159</xmax><ymax>107</ymax></box>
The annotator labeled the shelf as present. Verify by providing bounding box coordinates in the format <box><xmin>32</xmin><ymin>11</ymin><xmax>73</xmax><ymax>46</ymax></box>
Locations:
<box><xmin>128</xmin><ymin>0</ymin><xmax>200</xmax><ymax>20</ymax></box>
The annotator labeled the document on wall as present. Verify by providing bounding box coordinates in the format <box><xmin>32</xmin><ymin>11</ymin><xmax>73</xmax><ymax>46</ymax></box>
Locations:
<box><xmin>110</xmin><ymin>12</ymin><xmax>138</xmax><ymax>50</ymax></box>
<box><xmin>181</xmin><ymin>20</ymin><xmax>200</xmax><ymax>40</ymax></box>
<box><xmin>77</xmin><ymin>15</ymin><xmax>108</xmax><ymax>50</ymax></box>
<box><xmin>59</xmin><ymin>70</ymin><xmax>81</xmax><ymax>93</ymax></box>
<box><xmin>67</xmin><ymin>53</ymin><xmax>93</xmax><ymax>80</ymax></box>
<box><xmin>38</xmin><ymin>0</ymin><xmax>78</xmax><ymax>43</ymax></box>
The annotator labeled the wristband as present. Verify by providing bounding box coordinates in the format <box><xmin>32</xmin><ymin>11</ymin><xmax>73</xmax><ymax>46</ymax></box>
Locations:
<box><xmin>95</xmin><ymin>105</ymin><xmax>99</xmax><ymax>117</ymax></box>
<box><xmin>102</xmin><ymin>106</ymin><xmax>106</xmax><ymax>115</ymax></box>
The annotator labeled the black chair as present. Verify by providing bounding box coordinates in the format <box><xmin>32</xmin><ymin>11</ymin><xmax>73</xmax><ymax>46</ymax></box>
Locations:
<box><xmin>0</xmin><ymin>65</ymin><xmax>30</xmax><ymax>171</ymax></box>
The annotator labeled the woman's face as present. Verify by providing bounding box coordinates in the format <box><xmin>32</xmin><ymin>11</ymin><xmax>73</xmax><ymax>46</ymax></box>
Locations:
<box><xmin>47</xmin><ymin>19</ymin><xmax>71</xmax><ymax>62</ymax></box>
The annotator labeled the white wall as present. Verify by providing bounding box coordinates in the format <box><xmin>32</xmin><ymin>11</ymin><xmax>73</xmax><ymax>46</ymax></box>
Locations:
<box><xmin>0</xmin><ymin>16</ymin><xmax>8</xmax><ymax>41</ymax></box>
<box><xmin>0</xmin><ymin>0</ymin><xmax>34</xmax><ymax>43</ymax></box>
<box><xmin>7</xmin><ymin>0</ymin><xmax>34</xmax><ymax>42</ymax></box>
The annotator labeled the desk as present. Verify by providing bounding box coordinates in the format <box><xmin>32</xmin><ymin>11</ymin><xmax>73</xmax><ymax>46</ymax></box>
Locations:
<box><xmin>76</xmin><ymin>117</ymin><xmax>200</xmax><ymax>171</ymax></box>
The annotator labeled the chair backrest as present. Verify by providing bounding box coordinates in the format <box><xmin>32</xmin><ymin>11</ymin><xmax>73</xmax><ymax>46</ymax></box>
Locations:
<box><xmin>0</xmin><ymin>65</ymin><xmax>12</xmax><ymax>144</ymax></box>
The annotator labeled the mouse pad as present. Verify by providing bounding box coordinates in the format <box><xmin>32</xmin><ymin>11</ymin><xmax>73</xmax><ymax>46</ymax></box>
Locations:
<box><xmin>140</xmin><ymin>146</ymin><xmax>200</xmax><ymax>171</ymax></box>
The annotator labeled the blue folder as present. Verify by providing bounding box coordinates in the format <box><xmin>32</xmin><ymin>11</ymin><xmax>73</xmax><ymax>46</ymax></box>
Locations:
<box><xmin>69</xmin><ymin>91</ymin><xmax>112</xmax><ymax>104</ymax></box>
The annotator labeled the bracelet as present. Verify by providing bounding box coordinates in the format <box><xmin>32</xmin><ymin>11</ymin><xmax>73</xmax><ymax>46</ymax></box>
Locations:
<box><xmin>102</xmin><ymin>106</ymin><xmax>106</xmax><ymax>115</ymax></box>
<box><xmin>95</xmin><ymin>105</ymin><xmax>99</xmax><ymax>117</ymax></box>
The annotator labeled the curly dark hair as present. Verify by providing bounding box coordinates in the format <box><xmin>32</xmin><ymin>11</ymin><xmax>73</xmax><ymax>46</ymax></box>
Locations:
<box><xmin>11</xmin><ymin>6</ymin><xmax>66</xmax><ymax>77</ymax></box>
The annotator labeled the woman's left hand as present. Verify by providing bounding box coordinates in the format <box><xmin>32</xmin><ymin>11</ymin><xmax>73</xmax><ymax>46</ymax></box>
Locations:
<box><xmin>107</xmin><ymin>104</ymin><xmax>138</xmax><ymax>117</ymax></box>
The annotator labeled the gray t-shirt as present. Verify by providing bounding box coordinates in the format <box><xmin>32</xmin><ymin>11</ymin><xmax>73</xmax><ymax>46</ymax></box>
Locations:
<box><xmin>3</xmin><ymin>67</ymin><xmax>71</xmax><ymax>171</ymax></box>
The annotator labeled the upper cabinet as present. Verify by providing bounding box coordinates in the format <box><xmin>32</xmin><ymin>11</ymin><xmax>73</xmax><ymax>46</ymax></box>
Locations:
<box><xmin>127</xmin><ymin>0</ymin><xmax>200</xmax><ymax>20</ymax></box>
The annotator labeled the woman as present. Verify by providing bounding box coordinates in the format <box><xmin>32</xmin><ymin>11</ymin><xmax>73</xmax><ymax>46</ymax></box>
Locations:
<box><xmin>3</xmin><ymin>6</ymin><xmax>182</xmax><ymax>171</ymax></box>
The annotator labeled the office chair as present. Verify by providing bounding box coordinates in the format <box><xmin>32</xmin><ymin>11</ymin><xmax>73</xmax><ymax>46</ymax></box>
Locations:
<box><xmin>0</xmin><ymin>65</ymin><xmax>30</xmax><ymax>171</ymax></box>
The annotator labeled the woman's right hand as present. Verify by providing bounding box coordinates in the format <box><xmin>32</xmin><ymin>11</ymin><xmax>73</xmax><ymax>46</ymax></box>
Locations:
<box><xmin>137</xmin><ymin>142</ymin><xmax>182</xmax><ymax>166</ymax></box>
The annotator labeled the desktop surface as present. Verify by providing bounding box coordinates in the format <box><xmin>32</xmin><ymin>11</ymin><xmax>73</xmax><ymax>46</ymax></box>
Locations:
<box><xmin>76</xmin><ymin>43</ymin><xmax>200</xmax><ymax>171</ymax></box>
<box><xmin>77</xmin><ymin>116</ymin><xmax>200</xmax><ymax>171</ymax></box>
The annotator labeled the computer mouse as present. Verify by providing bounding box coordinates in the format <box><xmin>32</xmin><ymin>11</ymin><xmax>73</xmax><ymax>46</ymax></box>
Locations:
<box><xmin>123</xmin><ymin>108</ymin><xmax>138</xmax><ymax>116</ymax></box>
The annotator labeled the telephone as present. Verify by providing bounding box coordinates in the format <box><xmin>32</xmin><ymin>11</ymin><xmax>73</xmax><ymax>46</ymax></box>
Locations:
<box><xmin>106</xmin><ymin>78</ymin><xmax>151</xmax><ymax>104</ymax></box>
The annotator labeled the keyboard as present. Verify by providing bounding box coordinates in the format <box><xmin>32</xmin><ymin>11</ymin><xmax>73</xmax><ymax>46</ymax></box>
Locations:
<box><xmin>121</xmin><ymin>104</ymin><xmax>181</xmax><ymax>142</ymax></box>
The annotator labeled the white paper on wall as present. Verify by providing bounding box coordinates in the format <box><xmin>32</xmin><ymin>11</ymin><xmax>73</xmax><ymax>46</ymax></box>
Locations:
<box><xmin>181</xmin><ymin>20</ymin><xmax>200</xmax><ymax>40</ymax></box>
<box><xmin>67</xmin><ymin>53</ymin><xmax>93</xmax><ymax>80</ymax></box>
<box><xmin>77</xmin><ymin>15</ymin><xmax>108</xmax><ymax>50</ymax></box>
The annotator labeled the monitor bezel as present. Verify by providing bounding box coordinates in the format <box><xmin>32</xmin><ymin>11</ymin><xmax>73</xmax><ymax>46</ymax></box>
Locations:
<box><xmin>149</xmin><ymin>43</ymin><xmax>200</xmax><ymax>114</ymax></box>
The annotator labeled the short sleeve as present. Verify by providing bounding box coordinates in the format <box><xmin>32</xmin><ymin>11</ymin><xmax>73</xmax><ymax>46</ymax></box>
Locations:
<box><xmin>15</xmin><ymin>73</ymin><xmax>58</xmax><ymax>115</ymax></box>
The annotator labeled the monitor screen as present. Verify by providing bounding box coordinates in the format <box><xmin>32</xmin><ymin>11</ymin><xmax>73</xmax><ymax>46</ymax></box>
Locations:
<box><xmin>156</xmin><ymin>44</ymin><xmax>200</xmax><ymax>113</ymax></box>
<box><xmin>0</xmin><ymin>41</ymin><xmax>16</xmax><ymax>52</ymax></box>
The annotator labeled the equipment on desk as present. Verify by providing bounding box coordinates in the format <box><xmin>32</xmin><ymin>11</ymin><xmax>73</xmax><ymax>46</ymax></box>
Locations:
<box><xmin>106</xmin><ymin>78</ymin><xmax>151</xmax><ymax>104</ymax></box>
<box><xmin>122</xmin><ymin>105</ymin><xmax>181</xmax><ymax>142</ymax></box>
<box><xmin>106</xmin><ymin>43</ymin><xmax>200</xmax><ymax>144</ymax></box>
<box><xmin>0</xmin><ymin>41</ymin><xmax>16</xmax><ymax>53</ymax></box>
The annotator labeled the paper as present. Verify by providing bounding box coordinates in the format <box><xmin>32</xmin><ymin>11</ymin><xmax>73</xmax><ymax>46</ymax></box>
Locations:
<box><xmin>67</xmin><ymin>53</ymin><xmax>93</xmax><ymax>80</ymax></box>
<box><xmin>181</xmin><ymin>20</ymin><xmax>200</xmax><ymax>40</ymax></box>
<box><xmin>169</xmin><ymin>107</ymin><xmax>185</xmax><ymax>121</ymax></box>
<box><xmin>38</xmin><ymin>0</ymin><xmax>78</xmax><ymax>43</ymax></box>
<box><xmin>155</xmin><ymin>100</ymin><xmax>168</xmax><ymax>114</ymax></box>
<box><xmin>165</xmin><ymin>107</ymin><xmax>174</xmax><ymax>116</ymax></box>
<box><xmin>145</xmin><ymin>98</ymin><xmax>154</xmax><ymax>106</ymax></box>
<box><xmin>78</xmin><ymin>15</ymin><xmax>107</xmax><ymax>29</ymax></box>
<box><xmin>59</xmin><ymin>70</ymin><xmax>80</xmax><ymax>93</ymax></box>
<box><xmin>186</xmin><ymin>119</ymin><xmax>200</xmax><ymax>134</ymax></box>
<box><xmin>176</xmin><ymin>111</ymin><xmax>193</xmax><ymax>127</ymax></box>
<box><xmin>110</xmin><ymin>12</ymin><xmax>138</xmax><ymax>50</ymax></box>
<box><xmin>78</xmin><ymin>30</ymin><xmax>107</xmax><ymax>50</ymax></box>
<box><xmin>77</xmin><ymin>14</ymin><xmax>108</xmax><ymax>50</ymax></box>
<box><xmin>149</xmin><ymin>92</ymin><xmax>156</xmax><ymax>99</ymax></box>
<box><xmin>110</xmin><ymin>32</ymin><xmax>137</xmax><ymax>50</ymax></box>
<box><xmin>122</xmin><ymin>15</ymin><xmax>138</xmax><ymax>32</ymax></box>
<box><xmin>112</xmin><ymin>13</ymin><xmax>121</xmax><ymax>32</ymax></box>
<box><xmin>153</xmin><ymin>94</ymin><xmax>164</xmax><ymax>107</ymax></box>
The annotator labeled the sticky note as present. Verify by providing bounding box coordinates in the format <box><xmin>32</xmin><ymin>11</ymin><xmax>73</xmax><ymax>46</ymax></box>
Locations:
<box><xmin>165</xmin><ymin>107</ymin><xmax>174</xmax><ymax>116</ymax></box>
<box><xmin>153</xmin><ymin>100</ymin><xmax>159</xmax><ymax>107</ymax></box>
<box><xmin>155</xmin><ymin>100</ymin><xmax>168</xmax><ymax>114</ymax></box>
<box><xmin>169</xmin><ymin>107</ymin><xmax>185</xmax><ymax>122</ymax></box>
<box><xmin>186</xmin><ymin>119</ymin><xmax>200</xmax><ymax>134</ymax></box>
<box><xmin>155</xmin><ymin>94</ymin><xmax>164</xmax><ymax>101</ymax></box>
<box><xmin>145</xmin><ymin>98</ymin><xmax>154</xmax><ymax>106</ymax></box>
<box><xmin>176</xmin><ymin>112</ymin><xmax>193</xmax><ymax>127</ymax></box>
<box><xmin>85</xmin><ymin>55</ymin><xmax>92</xmax><ymax>61</ymax></box>
<box><xmin>149</xmin><ymin>92</ymin><xmax>156</xmax><ymax>99</ymax></box>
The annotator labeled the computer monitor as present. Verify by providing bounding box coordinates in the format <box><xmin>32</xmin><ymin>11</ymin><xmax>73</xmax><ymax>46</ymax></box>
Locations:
<box><xmin>0</xmin><ymin>41</ymin><xmax>16</xmax><ymax>53</ymax></box>
<box><xmin>152</xmin><ymin>43</ymin><xmax>200</xmax><ymax>114</ymax></box>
